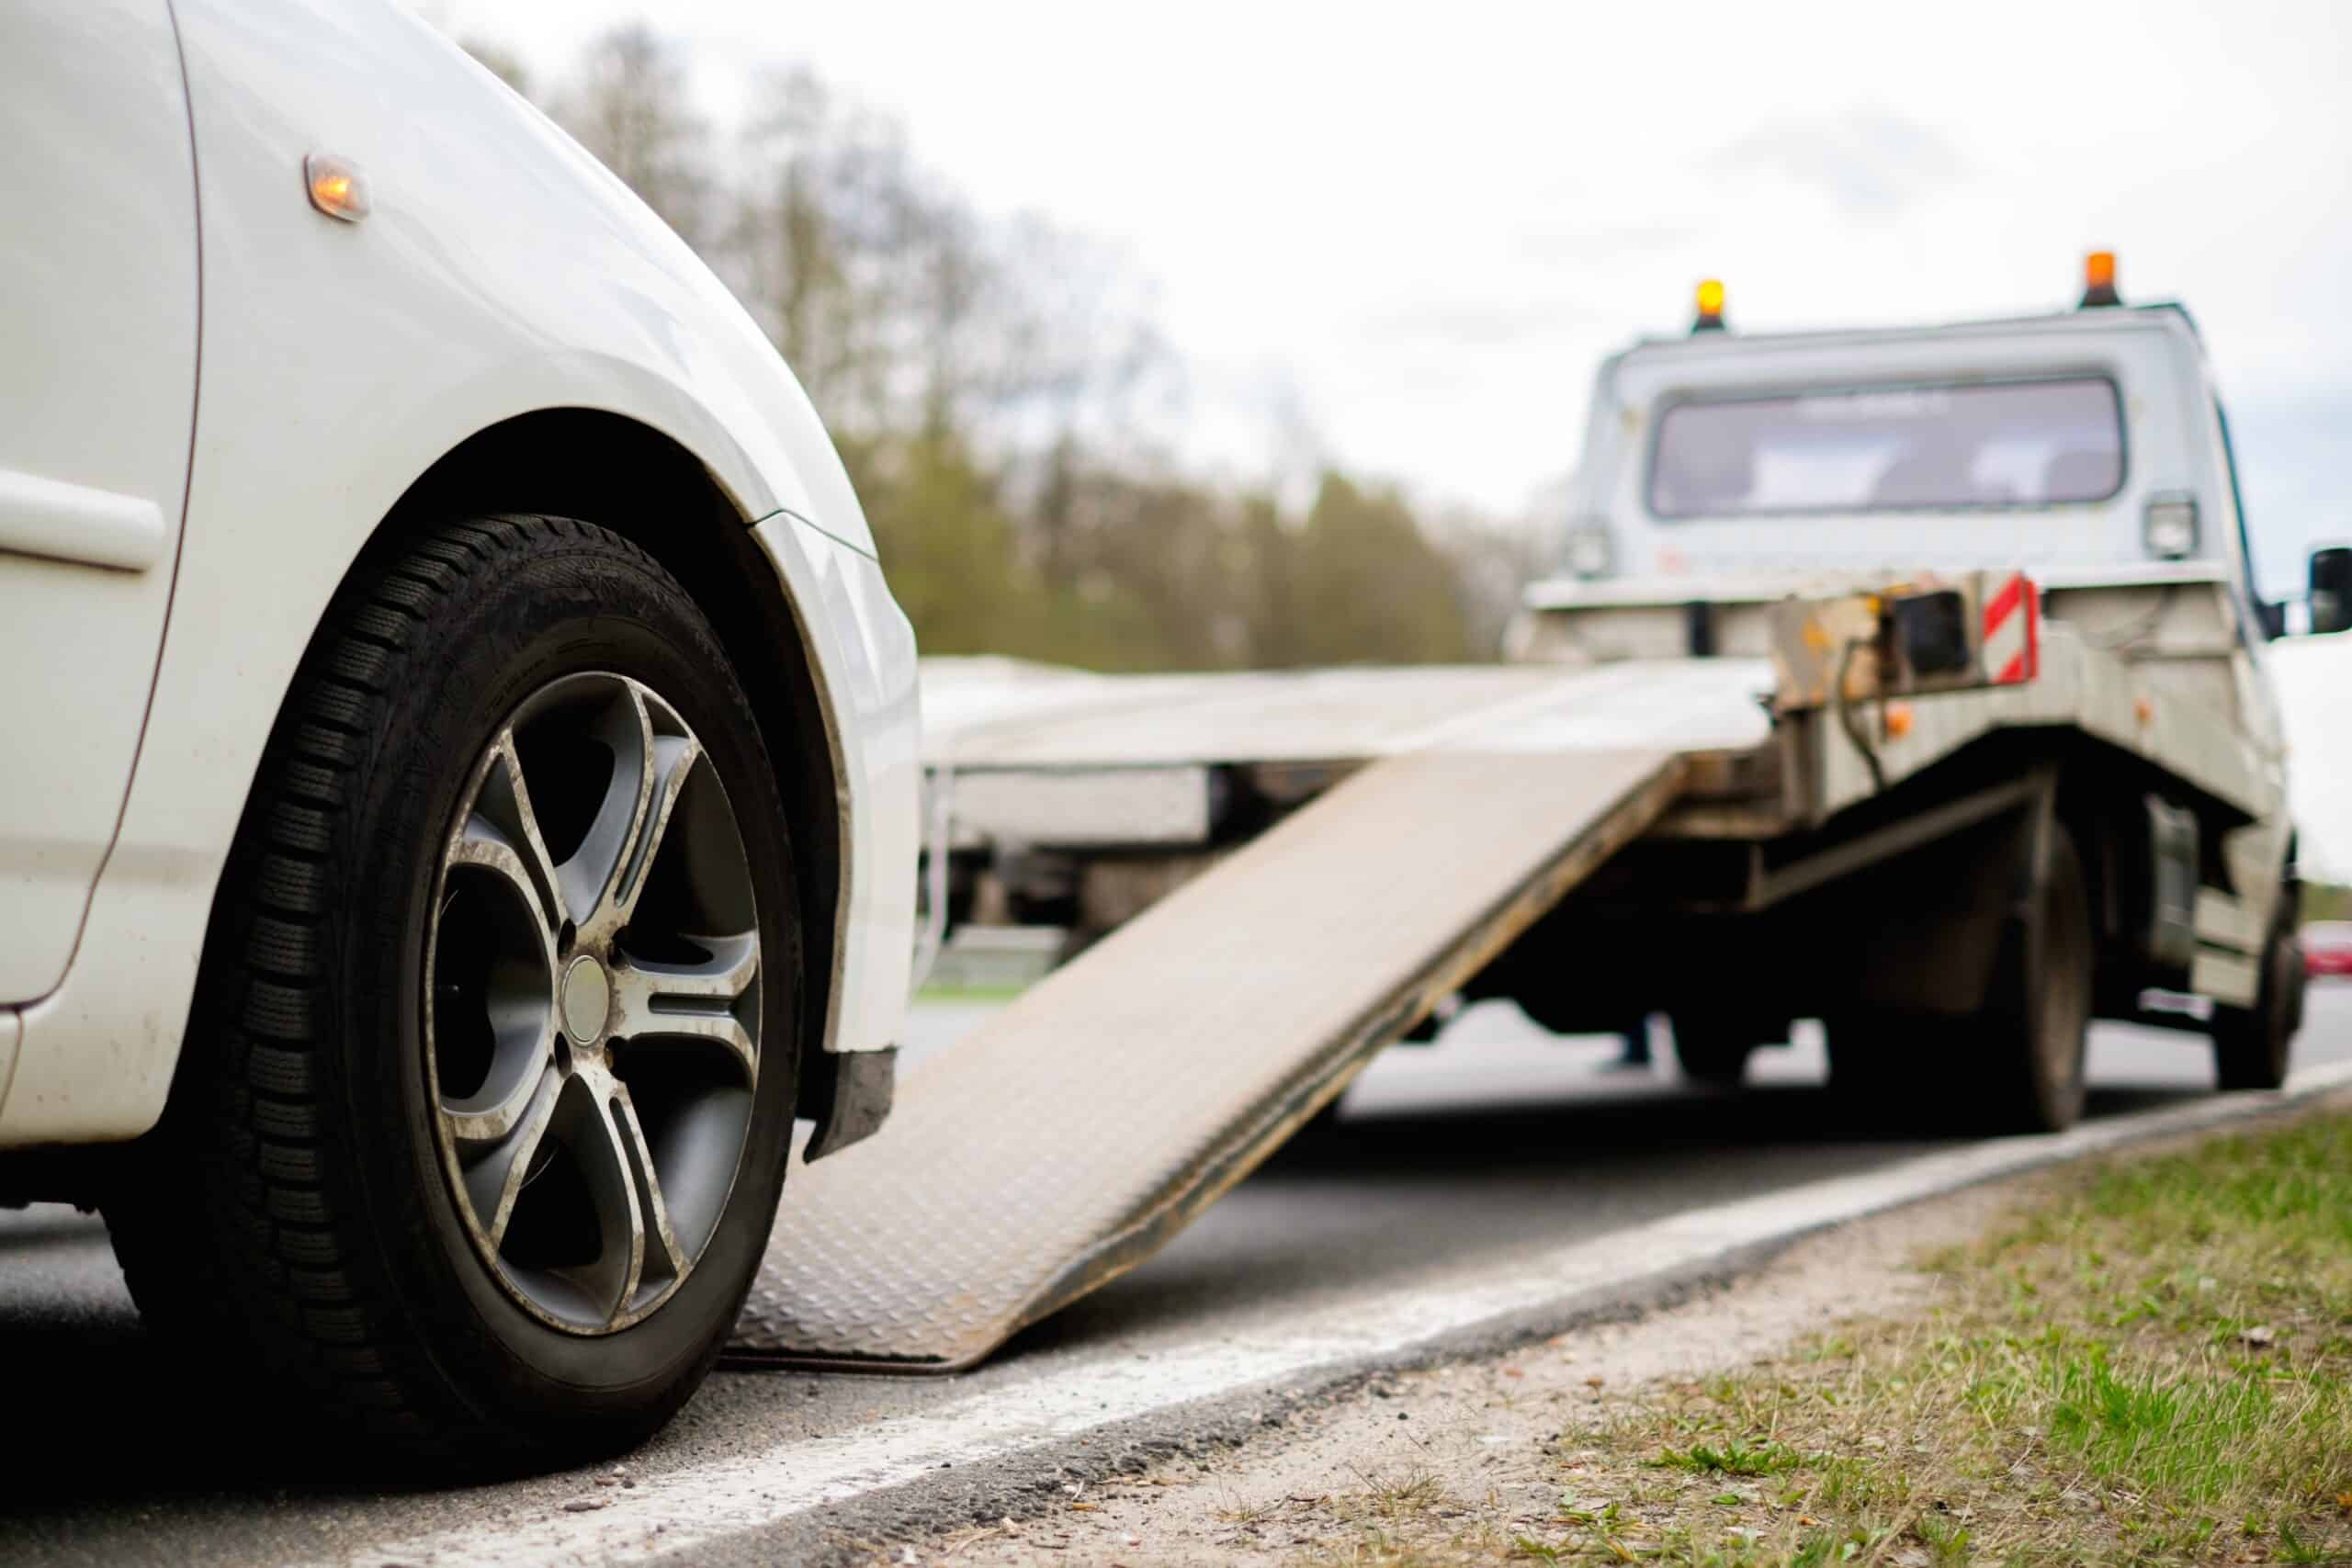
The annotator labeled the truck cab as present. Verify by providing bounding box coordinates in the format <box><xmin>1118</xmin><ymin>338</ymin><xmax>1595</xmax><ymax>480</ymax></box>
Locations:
<box><xmin>1554</xmin><ymin>298</ymin><xmax>2255</xmax><ymax>600</ymax></box>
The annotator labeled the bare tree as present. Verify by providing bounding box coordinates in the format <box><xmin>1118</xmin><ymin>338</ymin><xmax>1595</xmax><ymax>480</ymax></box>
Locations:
<box><xmin>1425</xmin><ymin>504</ymin><xmax>1547</xmax><ymax>658</ymax></box>
<box><xmin>457</xmin><ymin>37</ymin><xmax>532</xmax><ymax>96</ymax></box>
<box><xmin>500</xmin><ymin>23</ymin><xmax>1499</xmax><ymax>675</ymax></box>
<box><xmin>555</xmin><ymin>25</ymin><xmax>712</xmax><ymax>248</ymax></box>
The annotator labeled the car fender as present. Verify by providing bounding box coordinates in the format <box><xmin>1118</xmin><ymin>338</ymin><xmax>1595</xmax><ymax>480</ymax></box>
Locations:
<box><xmin>0</xmin><ymin>0</ymin><xmax>914</xmax><ymax>1145</ymax></box>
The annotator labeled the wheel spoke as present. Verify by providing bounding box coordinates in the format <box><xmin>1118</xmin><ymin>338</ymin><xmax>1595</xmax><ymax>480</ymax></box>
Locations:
<box><xmin>609</xmin><ymin>1082</ymin><xmax>688</xmax><ymax>1295</ymax></box>
<box><xmin>608</xmin><ymin>930</ymin><xmax>760</xmax><ymax>1081</ymax></box>
<box><xmin>448</xmin><ymin>1060</ymin><xmax>561</xmax><ymax>1250</ymax></box>
<box><xmin>443</xmin><ymin>1034</ymin><xmax>559</xmax><ymax>1144</ymax></box>
<box><xmin>561</xmin><ymin>684</ymin><xmax>700</xmax><ymax>943</ymax></box>
<box><xmin>571</xmin><ymin>1070</ymin><xmax>650</xmax><ymax>1325</ymax></box>
<box><xmin>608</xmin><ymin>728</ymin><xmax>699</xmax><ymax>928</ymax></box>
<box><xmin>447</xmin><ymin>816</ymin><xmax>560</xmax><ymax>944</ymax></box>
<box><xmin>477</xmin><ymin>733</ymin><xmax>571</xmax><ymax>931</ymax></box>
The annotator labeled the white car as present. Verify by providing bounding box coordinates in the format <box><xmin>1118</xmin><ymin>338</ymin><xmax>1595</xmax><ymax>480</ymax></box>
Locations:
<box><xmin>0</xmin><ymin>1</ymin><xmax>919</xmax><ymax>1462</ymax></box>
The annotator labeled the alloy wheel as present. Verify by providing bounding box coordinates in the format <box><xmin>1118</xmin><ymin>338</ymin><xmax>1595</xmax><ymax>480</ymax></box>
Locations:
<box><xmin>424</xmin><ymin>672</ymin><xmax>762</xmax><ymax>1333</ymax></box>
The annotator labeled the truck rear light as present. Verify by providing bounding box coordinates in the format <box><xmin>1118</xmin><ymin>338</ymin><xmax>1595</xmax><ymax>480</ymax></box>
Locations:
<box><xmin>1563</xmin><ymin>520</ymin><xmax>1614</xmax><ymax>579</ymax></box>
<box><xmin>2143</xmin><ymin>493</ymin><xmax>2199</xmax><ymax>559</ymax></box>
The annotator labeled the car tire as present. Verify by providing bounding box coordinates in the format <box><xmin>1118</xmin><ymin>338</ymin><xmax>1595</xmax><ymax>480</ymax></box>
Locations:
<box><xmin>106</xmin><ymin>514</ymin><xmax>801</xmax><ymax>1470</ymax></box>
<box><xmin>2211</xmin><ymin>906</ymin><xmax>2302</xmax><ymax>1091</ymax></box>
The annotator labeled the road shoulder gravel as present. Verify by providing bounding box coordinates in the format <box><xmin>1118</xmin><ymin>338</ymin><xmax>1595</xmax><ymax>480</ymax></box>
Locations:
<box><xmin>900</xmin><ymin>1099</ymin><xmax>2352</xmax><ymax>1566</ymax></box>
<box><xmin>881</xmin><ymin>1177</ymin><xmax>2018</xmax><ymax>1564</ymax></box>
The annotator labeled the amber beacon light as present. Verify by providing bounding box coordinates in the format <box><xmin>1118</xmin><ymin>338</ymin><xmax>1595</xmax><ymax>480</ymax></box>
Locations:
<box><xmin>1691</xmin><ymin>277</ymin><xmax>1727</xmax><ymax>333</ymax></box>
<box><xmin>2079</xmin><ymin>249</ymin><xmax>2120</xmax><ymax>308</ymax></box>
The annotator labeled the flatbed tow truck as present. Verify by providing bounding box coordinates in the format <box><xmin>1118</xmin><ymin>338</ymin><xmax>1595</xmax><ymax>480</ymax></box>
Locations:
<box><xmin>724</xmin><ymin>256</ymin><xmax>2351</xmax><ymax>1374</ymax></box>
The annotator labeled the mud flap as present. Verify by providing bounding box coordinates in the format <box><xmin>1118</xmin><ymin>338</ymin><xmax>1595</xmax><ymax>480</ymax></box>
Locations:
<box><xmin>727</xmin><ymin>748</ymin><xmax>1682</xmax><ymax>1371</ymax></box>
<box><xmin>1838</xmin><ymin>771</ymin><xmax>2056</xmax><ymax>1020</ymax></box>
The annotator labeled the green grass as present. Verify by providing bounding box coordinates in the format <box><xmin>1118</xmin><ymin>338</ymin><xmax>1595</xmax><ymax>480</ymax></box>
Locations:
<box><xmin>1292</xmin><ymin>1109</ymin><xmax>2352</xmax><ymax>1566</ymax></box>
<box><xmin>910</xmin><ymin>982</ymin><xmax>1029</xmax><ymax>1005</ymax></box>
<box><xmin>1650</xmin><ymin>1441</ymin><xmax>1815</xmax><ymax>1478</ymax></box>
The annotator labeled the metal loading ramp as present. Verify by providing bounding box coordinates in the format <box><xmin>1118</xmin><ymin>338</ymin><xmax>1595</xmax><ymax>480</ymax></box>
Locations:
<box><xmin>729</xmin><ymin>747</ymin><xmax>1683</xmax><ymax>1371</ymax></box>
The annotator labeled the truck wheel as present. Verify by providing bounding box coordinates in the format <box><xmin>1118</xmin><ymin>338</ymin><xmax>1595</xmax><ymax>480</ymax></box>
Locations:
<box><xmin>1974</xmin><ymin>822</ymin><xmax>2093</xmax><ymax>1134</ymax></box>
<box><xmin>2211</xmin><ymin>910</ymin><xmax>2302</xmax><ymax>1091</ymax></box>
<box><xmin>1670</xmin><ymin>1015</ymin><xmax>1758</xmax><ymax>1087</ymax></box>
<box><xmin>106</xmin><ymin>515</ymin><xmax>801</xmax><ymax>1469</ymax></box>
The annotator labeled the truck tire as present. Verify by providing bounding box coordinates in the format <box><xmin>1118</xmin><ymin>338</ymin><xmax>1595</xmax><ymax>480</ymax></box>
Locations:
<box><xmin>2211</xmin><ymin>908</ymin><xmax>2302</xmax><ymax>1091</ymax></box>
<box><xmin>1974</xmin><ymin>821</ymin><xmax>2093</xmax><ymax>1133</ymax></box>
<box><xmin>1670</xmin><ymin>1015</ymin><xmax>1759</xmax><ymax>1087</ymax></box>
<box><xmin>106</xmin><ymin>515</ymin><xmax>802</xmax><ymax>1470</ymax></box>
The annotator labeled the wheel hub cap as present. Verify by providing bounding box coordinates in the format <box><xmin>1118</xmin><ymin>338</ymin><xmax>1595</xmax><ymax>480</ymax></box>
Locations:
<box><xmin>560</xmin><ymin>953</ymin><xmax>611</xmax><ymax>1046</ymax></box>
<box><xmin>423</xmin><ymin>671</ymin><xmax>762</xmax><ymax>1336</ymax></box>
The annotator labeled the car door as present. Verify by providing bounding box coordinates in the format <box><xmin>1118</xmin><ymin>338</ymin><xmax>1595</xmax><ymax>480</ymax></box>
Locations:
<box><xmin>0</xmin><ymin>2</ymin><xmax>200</xmax><ymax>1001</ymax></box>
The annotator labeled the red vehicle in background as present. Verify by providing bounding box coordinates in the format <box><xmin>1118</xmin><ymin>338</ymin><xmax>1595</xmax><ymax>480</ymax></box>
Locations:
<box><xmin>2304</xmin><ymin>922</ymin><xmax>2352</xmax><ymax>978</ymax></box>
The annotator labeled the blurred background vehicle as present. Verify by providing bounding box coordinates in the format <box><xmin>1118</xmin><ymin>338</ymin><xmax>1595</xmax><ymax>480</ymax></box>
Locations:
<box><xmin>2304</xmin><ymin>921</ymin><xmax>2352</xmax><ymax>978</ymax></box>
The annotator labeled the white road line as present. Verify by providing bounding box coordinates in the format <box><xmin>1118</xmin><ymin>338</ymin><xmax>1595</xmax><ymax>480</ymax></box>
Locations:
<box><xmin>300</xmin><ymin>1061</ymin><xmax>2352</xmax><ymax>1568</ymax></box>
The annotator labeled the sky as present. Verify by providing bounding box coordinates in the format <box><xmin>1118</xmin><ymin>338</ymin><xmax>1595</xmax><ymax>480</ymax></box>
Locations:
<box><xmin>429</xmin><ymin>0</ymin><xmax>2352</xmax><ymax>869</ymax></box>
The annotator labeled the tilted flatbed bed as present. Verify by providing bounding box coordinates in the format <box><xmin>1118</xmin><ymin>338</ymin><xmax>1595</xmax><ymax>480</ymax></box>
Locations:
<box><xmin>726</xmin><ymin>568</ymin><xmax>2289</xmax><ymax>1370</ymax></box>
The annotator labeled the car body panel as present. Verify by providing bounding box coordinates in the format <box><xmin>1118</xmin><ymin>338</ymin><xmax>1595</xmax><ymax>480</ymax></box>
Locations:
<box><xmin>0</xmin><ymin>0</ymin><xmax>200</xmax><ymax>1002</ymax></box>
<box><xmin>0</xmin><ymin>0</ymin><xmax>915</xmax><ymax>1145</ymax></box>
<box><xmin>0</xmin><ymin>1010</ymin><xmax>17</xmax><ymax>1118</ymax></box>
<box><xmin>750</xmin><ymin>513</ymin><xmax>921</xmax><ymax>1057</ymax></box>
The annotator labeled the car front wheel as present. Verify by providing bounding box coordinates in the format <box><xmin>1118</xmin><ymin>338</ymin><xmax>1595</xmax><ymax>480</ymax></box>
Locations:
<box><xmin>107</xmin><ymin>514</ymin><xmax>801</xmax><ymax>1469</ymax></box>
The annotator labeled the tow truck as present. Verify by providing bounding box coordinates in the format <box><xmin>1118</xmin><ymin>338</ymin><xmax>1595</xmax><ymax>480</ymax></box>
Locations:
<box><xmin>725</xmin><ymin>255</ymin><xmax>2352</xmax><ymax>1373</ymax></box>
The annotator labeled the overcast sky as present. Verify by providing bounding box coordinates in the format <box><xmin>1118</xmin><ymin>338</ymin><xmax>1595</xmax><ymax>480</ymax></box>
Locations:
<box><xmin>430</xmin><ymin>0</ymin><xmax>2352</xmax><ymax>868</ymax></box>
<box><xmin>435</xmin><ymin>1</ymin><xmax>2351</xmax><ymax>572</ymax></box>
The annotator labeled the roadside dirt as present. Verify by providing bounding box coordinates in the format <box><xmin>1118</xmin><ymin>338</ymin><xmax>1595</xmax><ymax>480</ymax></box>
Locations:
<box><xmin>876</xmin><ymin>1180</ymin><xmax>2024</xmax><ymax>1565</ymax></box>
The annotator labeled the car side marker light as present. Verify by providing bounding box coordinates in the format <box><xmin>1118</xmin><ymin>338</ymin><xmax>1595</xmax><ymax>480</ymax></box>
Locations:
<box><xmin>304</xmin><ymin>152</ymin><xmax>370</xmax><ymax>221</ymax></box>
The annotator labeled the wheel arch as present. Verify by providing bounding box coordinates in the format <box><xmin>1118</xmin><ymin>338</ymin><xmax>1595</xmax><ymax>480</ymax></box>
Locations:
<box><xmin>0</xmin><ymin>409</ymin><xmax>857</xmax><ymax>1192</ymax></box>
<box><xmin>378</xmin><ymin>409</ymin><xmax>847</xmax><ymax>1087</ymax></box>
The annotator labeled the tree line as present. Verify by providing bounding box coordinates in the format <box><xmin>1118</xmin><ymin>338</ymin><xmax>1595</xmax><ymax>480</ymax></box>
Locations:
<box><xmin>466</xmin><ymin>26</ymin><xmax>1542</xmax><ymax>671</ymax></box>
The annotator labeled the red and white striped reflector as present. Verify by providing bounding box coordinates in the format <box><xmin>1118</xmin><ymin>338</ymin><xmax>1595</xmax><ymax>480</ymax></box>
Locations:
<box><xmin>1982</xmin><ymin>571</ymin><xmax>2041</xmax><ymax>685</ymax></box>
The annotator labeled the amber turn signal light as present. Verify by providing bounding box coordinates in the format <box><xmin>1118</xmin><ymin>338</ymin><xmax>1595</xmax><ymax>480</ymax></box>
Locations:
<box><xmin>304</xmin><ymin>152</ymin><xmax>370</xmax><ymax>222</ymax></box>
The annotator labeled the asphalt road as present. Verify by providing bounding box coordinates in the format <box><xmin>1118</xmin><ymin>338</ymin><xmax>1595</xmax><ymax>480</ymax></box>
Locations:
<box><xmin>3</xmin><ymin>986</ymin><xmax>2346</xmax><ymax>1566</ymax></box>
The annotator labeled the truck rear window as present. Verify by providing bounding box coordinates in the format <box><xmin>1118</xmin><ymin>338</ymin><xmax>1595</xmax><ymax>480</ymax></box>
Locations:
<box><xmin>1647</xmin><ymin>377</ymin><xmax>2124</xmax><ymax>518</ymax></box>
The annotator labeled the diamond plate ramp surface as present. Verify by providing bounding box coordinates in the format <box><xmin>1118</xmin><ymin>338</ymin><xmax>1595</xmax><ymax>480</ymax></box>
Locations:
<box><xmin>729</xmin><ymin>748</ymin><xmax>1682</xmax><ymax>1370</ymax></box>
